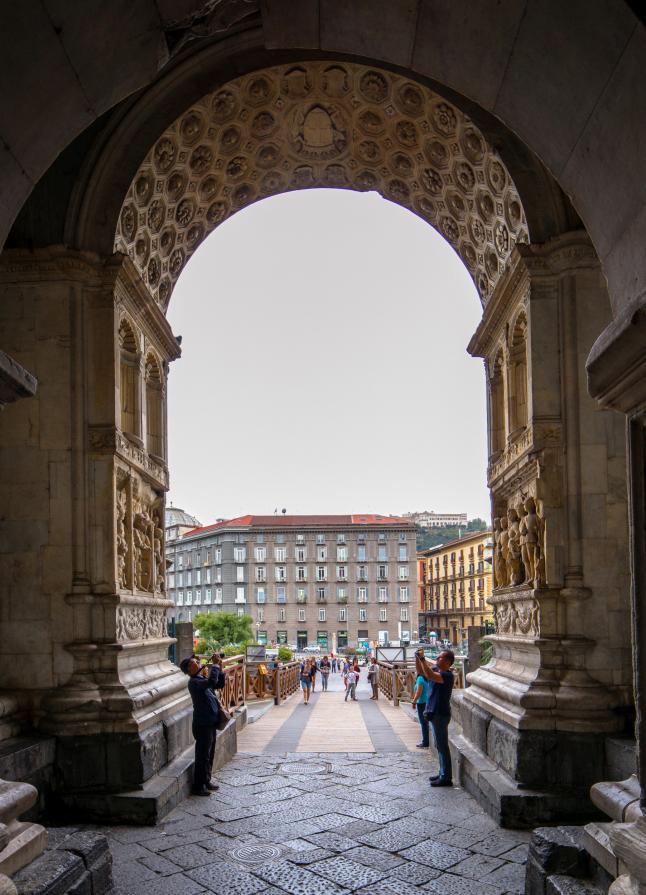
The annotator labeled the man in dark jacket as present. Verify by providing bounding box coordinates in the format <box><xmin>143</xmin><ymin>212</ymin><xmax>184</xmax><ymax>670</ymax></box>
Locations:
<box><xmin>417</xmin><ymin>649</ymin><xmax>455</xmax><ymax>788</ymax></box>
<box><xmin>180</xmin><ymin>654</ymin><xmax>226</xmax><ymax>796</ymax></box>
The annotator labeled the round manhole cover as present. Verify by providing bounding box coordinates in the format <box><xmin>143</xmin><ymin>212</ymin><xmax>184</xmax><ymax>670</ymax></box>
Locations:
<box><xmin>229</xmin><ymin>844</ymin><xmax>282</xmax><ymax>865</ymax></box>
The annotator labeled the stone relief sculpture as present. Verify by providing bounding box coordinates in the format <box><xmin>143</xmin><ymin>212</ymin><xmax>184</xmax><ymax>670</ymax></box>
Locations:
<box><xmin>493</xmin><ymin>517</ymin><xmax>507</xmax><ymax>588</ymax></box>
<box><xmin>152</xmin><ymin>501</ymin><xmax>165</xmax><ymax>594</ymax></box>
<box><xmin>116</xmin><ymin>486</ymin><xmax>128</xmax><ymax>590</ymax></box>
<box><xmin>499</xmin><ymin>515</ymin><xmax>510</xmax><ymax>587</ymax></box>
<box><xmin>116</xmin><ymin>606</ymin><xmax>167</xmax><ymax>642</ymax></box>
<box><xmin>521</xmin><ymin>496</ymin><xmax>545</xmax><ymax>588</ymax></box>
<box><xmin>507</xmin><ymin>507</ymin><xmax>525</xmax><ymax>586</ymax></box>
<box><xmin>132</xmin><ymin>494</ymin><xmax>153</xmax><ymax>592</ymax></box>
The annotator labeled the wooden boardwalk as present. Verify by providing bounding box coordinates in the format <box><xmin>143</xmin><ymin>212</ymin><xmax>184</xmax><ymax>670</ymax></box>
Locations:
<box><xmin>238</xmin><ymin>668</ymin><xmax>422</xmax><ymax>754</ymax></box>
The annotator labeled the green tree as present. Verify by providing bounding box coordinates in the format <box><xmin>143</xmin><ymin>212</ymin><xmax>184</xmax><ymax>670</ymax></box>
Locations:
<box><xmin>277</xmin><ymin>645</ymin><xmax>293</xmax><ymax>662</ymax></box>
<box><xmin>193</xmin><ymin>611</ymin><xmax>253</xmax><ymax>646</ymax></box>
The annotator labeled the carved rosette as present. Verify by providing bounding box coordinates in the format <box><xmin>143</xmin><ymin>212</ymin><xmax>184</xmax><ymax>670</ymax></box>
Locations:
<box><xmin>115</xmin><ymin>61</ymin><xmax>527</xmax><ymax>309</ymax></box>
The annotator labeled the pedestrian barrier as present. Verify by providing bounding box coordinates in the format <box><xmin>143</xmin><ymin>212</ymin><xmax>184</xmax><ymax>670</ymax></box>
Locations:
<box><xmin>376</xmin><ymin>658</ymin><xmax>468</xmax><ymax>706</ymax></box>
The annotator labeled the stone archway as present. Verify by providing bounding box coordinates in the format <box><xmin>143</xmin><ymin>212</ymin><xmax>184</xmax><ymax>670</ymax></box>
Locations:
<box><xmin>113</xmin><ymin>61</ymin><xmax>528</xmax><ymax>312</ymax></box>
<box><xmin>0</xmin><ymin>53</ymin><xmax>635</xmax><ymax>848</ymax></box>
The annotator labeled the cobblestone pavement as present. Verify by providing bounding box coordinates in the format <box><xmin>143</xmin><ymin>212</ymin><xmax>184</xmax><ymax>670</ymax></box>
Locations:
<box><xmin>98</xmin><ymin>675</ymin><xmax>531</xmax><ymax>895</ymax></box>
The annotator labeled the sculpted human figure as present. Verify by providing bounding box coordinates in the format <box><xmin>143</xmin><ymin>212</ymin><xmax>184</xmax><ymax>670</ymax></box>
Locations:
<box><xmin>493</xmin><ymin>517</ymin><xmax>507</xmax><ymax>588</ymax></box>
<box><xmin>116</xmin><ymin>488</ymin><xmax>128</xmax><ymax>589</ymax></box>
<box><xmin>133</xmin><ymin>502</ymin><xmax>153</xmax><ymax>591</ymax></box>
<box><xmin>499</xmin><ymin>515</ymin><xmax>510</xmax><ymax>587</ymax></box>
<box><xmin>507</xmin><ymin>507</ymin><xmax>524</xmax><ymax>586</ymax></box>
<box><xmin>521</xmin><ymin>496</ymin><xmax>541</xmax><ymax>586</ymax></box>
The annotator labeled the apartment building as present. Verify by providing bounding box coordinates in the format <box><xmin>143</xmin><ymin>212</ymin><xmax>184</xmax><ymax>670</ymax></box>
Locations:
<box><xmin>417</xmin><ymin>529</ymin><xmax>494</xmax><ymax>644</ymax></box>
<box><xmin>403</xmin><ymin>510</ymin><xmax>468</xmax><ymax>529</ymax></box>
<box><xmin>166</xmin><ymin>513</ymin><xmax>418</xmax><ymax>650</ymax></box>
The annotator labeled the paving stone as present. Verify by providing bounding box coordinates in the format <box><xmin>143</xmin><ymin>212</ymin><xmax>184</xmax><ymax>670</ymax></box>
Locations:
<box><xmin>387</xmin><ymin>859</ymin><xmax>442</xmax><ymax>886</ymax></box>
<box><xmin>187</xmin><ymin>861</ymin><xmax>268</xmax><ymax>894</ymax></box>
<box><xmin>450</xmin><ymin>854</ymin><xmax>506</xmax><ymax>879</ymax></box>
<box><xmin>131</xmin><ymin>872</ymin><xmax>208</xmax><ymax>895</ymax></box>
<box><xmin>500</xmin><ymin>843</ymin><xmax>530</xmax><ymax>864</ymax></box>
<box><xmin>309</xmin><ymin>854</ymin><xmax>387</xmax><ymax>888</ymax></box>
<box><xmin>355</xmin><ymin>879</ymin><xmax>420</xmax><ymax>895</ymax></box>
<box><xmin>420</xmin><ymin>871</ymin><xmax>508</xmax><ymax>895</ymax></box>
<box><xmin>471</xmin><ymin>832</ymin><xmax>529</xmax><ymax>857</ymax></box>
<box><xmin>435</xmin><ymin>827</ymin><xmax>488</xmax><ymax>850</ymax></box>
<box><xmin>286</xmin><ymin>847</ymin><xmax>335</xmax><ymax>864</ymax></box>
<box><xmin>305</xmin><ymin>831</ymin><xmax>361</xmax><ymax>852</ymax></box>
<box><xmin>254</xmin><ymin>858</ymin><xmax>349</xmax><ymax>894</ymax></box>
<box><xmin>343</xmin><ymin>845</ymin><xmax>405</xmax><ymax>871</ymax></box>
<box><xmin>336</xmin><ymin>820</ymin><xmax>383</xmax><ymax>837</ymax></box>
<box><xmin>399</xmin><ymin>840</ymin><xmax>472</xmax><ymax>871</ymax></box>
<box><xmin>357</xmin><ymin>826</ymin><xmax>427</xmax><ymax>853</ymax></box>
<box><xmin>139</xmin><ymin>852</ymin><xmax>184</xmax><ymax>875</ymax></box>
<box><xmin>160</xmin><ymin>844</ymin><xmax>220</xmax><ymax>870</ymax></box>
<box><xmin>483</xmin><ymin>861</ymin><xmax>527</xmax><ymax>893</ymax></box>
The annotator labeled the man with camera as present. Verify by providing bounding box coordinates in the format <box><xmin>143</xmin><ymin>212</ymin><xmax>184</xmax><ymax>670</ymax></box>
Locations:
<box><xmin>416</xmin><ymin>648</ymin><xmax>455</xmax><ymax>788</ymax></box>
<box><xmin>180</xmin><ymin>654</ymin><xmax>226</xmax><ymax>796</ymax></box>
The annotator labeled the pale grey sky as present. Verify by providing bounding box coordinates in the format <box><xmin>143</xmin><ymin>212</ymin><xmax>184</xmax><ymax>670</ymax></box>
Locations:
<box><xmin>166</xmin><ymin>189</ymin><xmax>489</xmax><ymax>524</ymax></box>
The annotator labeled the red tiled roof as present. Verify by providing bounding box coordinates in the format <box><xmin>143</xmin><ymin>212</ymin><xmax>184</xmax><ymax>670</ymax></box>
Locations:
<box><xmin>182</xmin><ymin>513</ymin><xmax>411</xmax><ymax>537</ymax></box>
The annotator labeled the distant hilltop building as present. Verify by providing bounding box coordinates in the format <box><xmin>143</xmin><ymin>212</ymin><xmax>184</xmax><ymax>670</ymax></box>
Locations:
<box><xmin>165</xmin><ymin>512</ymin><xmax>418</xmax><ymax>651</ymax></box>
<box><xmin>403</xmin><ymin>511</ymin><xmax>468</xmax><ymax>529</ymax></box>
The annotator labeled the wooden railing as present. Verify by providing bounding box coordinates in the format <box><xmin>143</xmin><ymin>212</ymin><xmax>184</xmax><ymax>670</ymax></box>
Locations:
<box><xmin>220</xmin><ymin>655</ymin><xmax>245</xmax><ymax>711</ymax></box>
<box><xmin>246</xmin><ymin>661</ymin><xmax>300</xmax><ymax>705</ymax></box>
<box><xmin>377</xmin><ymin>658</ymin><xmax>467</xmax><ymax>706</ymax></box>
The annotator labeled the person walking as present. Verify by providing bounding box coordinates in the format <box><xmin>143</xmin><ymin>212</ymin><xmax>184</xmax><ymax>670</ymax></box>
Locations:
<box><xmin>331</xmin><ymin>656</ymin><xmax>337</xmax><ymax>674</ymax></box>
<box><xmin>418</xmin><ymin>649</ymin><xmax>455</xmax><ymax>787</ymax></box>
<box><xmin>179</xmin><ymin>654</ymin><xmax>225</xmax><ymax>797</ymax></box>
<box><xmin>310</xmin><ymin>658</ymin><xmax>318</xmax><ymax>692</ymax></box>
<box><xmin>344</xmin><ymin>666</ymin><xmax>357</xmax><ymax>701</ymax></box>
<box><xmin>320</xmin><ymin>655</ymin><xmax>331</xmax><ymax>691</ymax></box>
<box><xmin>367</xmin><ymin>658</ymin><xmax>379</xmax><ymax>699</ymax></box>
<box><xmin>413</xmin><ymin>654</ymin><xmax>431</xmax><ymax>748</ymax></box>
<box><xmin>300</xmin><ymin>658</ymin><xmax>313</xmax><ymax>704</ymax></box>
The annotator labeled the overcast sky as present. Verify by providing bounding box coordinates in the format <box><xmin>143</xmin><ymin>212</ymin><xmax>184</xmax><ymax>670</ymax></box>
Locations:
<box><xmin>166</xmin><ymin>189</ymin><xmax>489</xmax><ymax>525</ymax></box>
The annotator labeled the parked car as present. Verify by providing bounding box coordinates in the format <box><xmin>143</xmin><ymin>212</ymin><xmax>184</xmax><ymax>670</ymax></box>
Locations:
<box><xmin>302</xmin><ymin>644</ymin><xmax>321</xmax><ymax>653</ymax></box>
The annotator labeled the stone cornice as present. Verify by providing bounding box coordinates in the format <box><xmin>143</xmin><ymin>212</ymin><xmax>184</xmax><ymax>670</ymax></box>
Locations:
<box><xmin>587</xmin><ymin>292</ymin><xmax>646</xmax><ymax>415</ymax></box>
<box><xmin>114</xmin><ymin>255</ymin><xmax>181</xmax><ymax>362</ymax></box>
<box><xmin>516</xmin><ymin>230</ymin><xmax>597</xmax><ymax>278</ymax></box>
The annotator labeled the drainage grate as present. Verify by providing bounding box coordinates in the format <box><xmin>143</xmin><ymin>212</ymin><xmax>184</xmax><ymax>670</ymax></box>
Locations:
<box><xmin>229</xmin><ymin>844</ymin><xmax>283</xmax><ymax>865</ymax></box>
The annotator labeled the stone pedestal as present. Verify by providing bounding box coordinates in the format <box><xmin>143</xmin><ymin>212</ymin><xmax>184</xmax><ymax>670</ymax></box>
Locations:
<box><xmin>0</xmin><ymin>779</ymin><xmax>46</xmax><ymax>878</ymax></box>
<box><xmin>0</xmin><ymin>249</ymin><xmax>191</xmax><ymax>810</ymax></box>
<box><xmin>456</xmin><ymin>233</ymin><xmax>632</xmax><ymax>825</ymax></box>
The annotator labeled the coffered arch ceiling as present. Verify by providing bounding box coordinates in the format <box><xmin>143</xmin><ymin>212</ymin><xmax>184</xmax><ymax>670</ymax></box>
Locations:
<box><xmin>114</xmin><ymin>61</ymin><xmax>528</xmax><ymax>312</ymax></box>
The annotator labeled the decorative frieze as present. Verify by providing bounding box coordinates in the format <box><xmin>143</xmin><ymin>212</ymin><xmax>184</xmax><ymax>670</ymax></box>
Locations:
<box><xmin>116</xmin><ymin>605</ymin><xmax>167</xmax><ymax>642</ymax></box>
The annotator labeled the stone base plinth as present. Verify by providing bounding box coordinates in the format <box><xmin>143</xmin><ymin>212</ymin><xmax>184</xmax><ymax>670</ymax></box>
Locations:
<box><xmin>54</xmin><ymin>710</ymin><xmax>243</xmax><ymax>825</ymax></box>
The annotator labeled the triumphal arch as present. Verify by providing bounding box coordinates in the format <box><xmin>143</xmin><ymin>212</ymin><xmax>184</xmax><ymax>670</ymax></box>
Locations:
<box><xmin>0</xmin><ymin>4</ymin><xmax>645</xmax><ymax>894</ymax></box>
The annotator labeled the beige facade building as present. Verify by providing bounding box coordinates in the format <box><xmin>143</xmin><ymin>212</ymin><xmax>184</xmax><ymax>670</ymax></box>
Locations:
<box><xmin>167</xmin><ymin>514</ymin><xmax>418</xmax><ymax>651</ymax></box>
<box><xmin>418</xmin><ymin>530</ymin><xmax>494</xmax><ymax>645</ymax></box>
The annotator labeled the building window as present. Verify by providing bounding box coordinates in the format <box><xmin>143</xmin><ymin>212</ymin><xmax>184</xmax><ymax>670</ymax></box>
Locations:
<box><xmin>235</xmin><ymin>586</ymin><xmax>245</xmax><ymax>604</ymax></box>
<box><xmin>399</xmin><ymin>586</ymin><xmax>409</xmax><ymax>602</ymax></box>
<box><xmin>177</xmin><ymin>571</ymin><xmax>183</xmax><ymax>587</ymax></box>
<box><xmin>317</xmin><ymin>587</ymin><xmax>326</xmax><ymax>601</ymax></box>
<box><xmin>298</xmin><ymin>608</ymin><xmax>306</xmax><ymax>622</ymax></box>
<box><xmin>296</xmin><ymin>533</ymin><xmax>305</xmax><ymax>544</ymax></box>
<box><xmin>357</xmin><ymin>545</ymin><xmax>366</xmax><ymax>562</ymax></box>
<box><xmin>276</xmin><ymin>586</ymin><xmax>286</xmax><ymax>603</ymax></box>
<box><xmin>378</xmin><ymin>545</ymin><xmax>387</xmax><ymax>561</ymax></box>
<box><xmin>237</xmin><ymin>607</ymin><xmax>244</xmax><ymax>617</ymax></box>
<box><xmin>379</xmin><ymin>608</ymin><xmax>387</xmax><ymax>622</ymax></box>
<box><xmin>205</xmin><ymin>568</ymin><xmax>211</xmax><ymax>584</ymax></box>
<box><xmin>359</xmin><ymin>608</ymin><xmax>367</xmax><ymax>622</ymax></box>
<box><xmin>196</xmin><ymin>569</ymin><xmax>201</xmax><ymax>585</ymax></box>
<box><xmin>176</xmin><ymin>590</ymin><xmax>184</xmax><ymax>606</ymax></box>
<box><xmin>378</xmin><ymin>565</ymin><xmax>388</xmax><ymax>580</ymax></box>
<box><xmin>278</xmin><ymin>608</ymin><xmax>286</xmax><ymax>622</ymax></box>
<box><xmin>357</xmin><ymin>587</ymin><xmax>368</xmax><ymax>603</ymax></box>
<box><xmin>254</xmin><ymin>546</ymin><xmax>266</xmax><ymax>562</ymax></box>
<box><xmin>255</xmin><ymin>566</ymin><xmax>266</xmax><ymax>582</ymax></box>
<box><xmin>215</xmin><ymin>567</ymin><xmax>222</xmax><ymax>584</ymax></box>
<box><xmin>319</xmin><ymin>608</ymin><xmax>326</xmax><ymax>622</ymax></box>
<box><xmin>256</xmin><ymin>533</ymin><xmax>264</xmax><ymax>544</ymax></box>
<box><xmin>337</xmin><ymin>630</ymin><xmax>348</xmax><ymax>649</ymax></box>
<box><xmin>316</xmin><ymin>534</ymin><xmax>325</xmax><ymax>545</ymax></box>
<box><xmin>358</xmin><ymin>565</ymin><xmax>367</xmax><ymax>581</ymax></box>
<box><xmin>276</xmin><ymin>629</ymin><xmax>287</xmax><ymax>643</ymax></box>
<box><xmin>316</xmin><ymin>566</ymin><xmax>327</xmax><ymax>581</ymax></box>
<box><xmin>378</xmin><ymin>532</ymin><xmax>386</xmax><ymax>543</ymax></box>
<box><xmin>399</xmin><ymin>532</ymin><xmax>407</xmax><ymax>542</ymax></box>
<box><xmin>398</xmin><ymin>565</ymin><xmax>409</xmax><ymax>580</ymax></box>
<box><xmin>185</xmin><ymin>590</ymin><xmax>192</xmax><ymax>605</ymax></box>
<box><xmin>400</xmin><ymin>607</ymin><xmax>409</xmax><ymax>622</ymax></box>
<box><xmin>336</xmin><ymin>566</ymin><xmax>347</xmax><ymax>580</ymax></box>
<box><xmin>337</xmin><ymin>546</ymin><xmax>348</xmax><ymax>562</ymax></box>
<box><xmin>256</xmin><ymin>587</ymin><xmax>266</xmax><ymax>604</ymax></box>
<box><xmin>337</xmin><ymin>533</ymin><xmax>346</xmax><ymax>544</ymax></box>
<box><xmin>297</xmin><ymin>566</ymin><xmax>307</xmax><ymax>581</ymax></box>
<box><xmin>119</xmin><ymin>318</ymin><xmax>140</xmax><ymax>438</ymax></box>
<box><xmin>275</xmin><ymin>546</ymin><xmax>286</xmax><ymax>562</ymax></box>
<box><xmin>236</xmin><ymin>566</ymin><xmax>245</xmax><ymax>582</ymax></box>
<box><xmin>337</xmin><ymin>586</ymin><xmax>347</xmax><ymax>602</ymax></box>
<box><xmin>215</xmin><ymin>587</ymin><xmax>222</xmax><ymax>604</ymax></box>
<box><xmin>275</xmin><ymin>566</ymin><xmax>287</xmax><ymax>582</ymax></box>
<box><xmin>297</xmin><ymin>587</ymin><xmax>307</xmax><ymax>603</ymax></box>
<box><xmin>378</xmin><ymin>586</ymin><xmax>388</xmax><ymax>602</ymax></box>
<box><xmin>214</xmin><ymin>548</ymin><xmax>221</xmax><ymax>564</ymax></box>
<box><xmin>194</xmin><ymin>589</ymin><xmax>201</xmax><ymax>605</ymax></box>
<box><xmin>276</xmin><ymin>534</ymin><xmax>285</xmax><ymax>544</ymax></box>
<box><xmin>295</xmin><ymin>546</ymin><xmax>307</xmax><ymax>562</ymax></box>
<box><xmin>234</xmin><ymin>546</ymin><xmax>246</xmax><ymax>562</ymax></box>
<box><xmin>316</xmin><ymin>545</ymin><xmax>327</xmax><ymax>561</ymax></box>
<box><xmin>177</xmin><ymin>554</ymin><xmax>184</xmax><ymax>569</ymax></box>
<box><xmin>186</xmin><ymin>570</ymin><xmax>192</xmax><ymax>586</ymax></box>
<box><xmin>257</xmin><ymin>607</ymin><xmax>264</xmax><ymax>622</ymax></box>
<box><xmin>339</xmin><ymin>607</ymin><xmax>347</xmax><ymax>622</ymax></box>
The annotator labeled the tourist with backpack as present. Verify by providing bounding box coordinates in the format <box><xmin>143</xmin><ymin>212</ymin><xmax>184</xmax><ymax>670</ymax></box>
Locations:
<box><xmin>300</xmin><ymin>658</ymin><xmax>313</xmax><ymax>705</ymax></box>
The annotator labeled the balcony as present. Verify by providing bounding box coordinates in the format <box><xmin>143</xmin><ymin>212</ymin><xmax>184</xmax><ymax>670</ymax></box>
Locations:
<box><xmin>296</xmin><ymin>595</ymin><xmax>307</xmax><ymax>604</ymax></box>
<box><xmin>337</xmin><ymin>596</ymin><xmax>348</xmax><ymax>604</ymax></box>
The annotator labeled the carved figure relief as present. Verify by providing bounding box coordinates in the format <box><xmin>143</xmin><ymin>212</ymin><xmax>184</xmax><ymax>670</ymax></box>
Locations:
<box><xmin>116</xmin><ymin>485</ymin><xmax>128</xmax><ymax>590</ymax></box>
<box><xmin>116</xmin><ymin>606</ymin><xmax>167</xmax><ymax>642</ymax></box>
<box><xmin>493</xmin><ymin>497</ymin><xmax>546</xmax><ymax>592</ymax></box>
<box><xmin>114</xmin><ymin>62</ymin><xmax>528</xmax><ymax>311</ymax></box>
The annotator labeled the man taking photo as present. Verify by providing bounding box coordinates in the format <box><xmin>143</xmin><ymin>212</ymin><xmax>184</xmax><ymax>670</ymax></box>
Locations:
<box><xmin>180</xmin><ymin>654</ymin><xmax>226</xmax><ymax>796</ymax></box>
<box><xmin>416</xmin><ymin>648</ymin><xmax>455</xmax><ymax>787</ymax></box>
